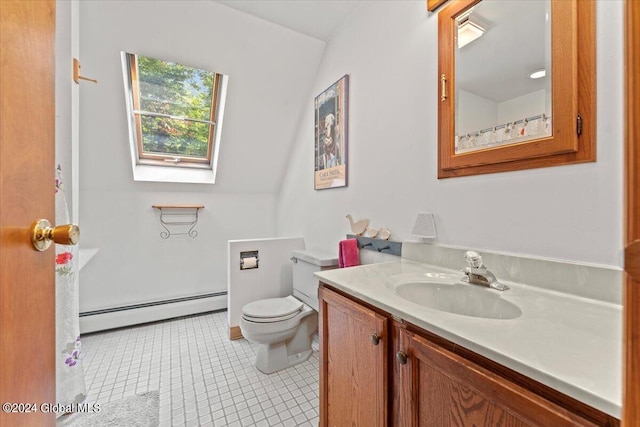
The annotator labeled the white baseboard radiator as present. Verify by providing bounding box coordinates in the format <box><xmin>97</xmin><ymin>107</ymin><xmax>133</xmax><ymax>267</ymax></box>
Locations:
<box><xmin>79</xmin><ymin>292</ymin><xmax>227</xmax><ymax>334</ymax></box>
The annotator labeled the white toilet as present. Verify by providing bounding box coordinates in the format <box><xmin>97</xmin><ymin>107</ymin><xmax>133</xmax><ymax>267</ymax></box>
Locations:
<box><xmin>240</xmin><ymin>248</ymin><xmax>337</xmax><ymax>374</ymax></box>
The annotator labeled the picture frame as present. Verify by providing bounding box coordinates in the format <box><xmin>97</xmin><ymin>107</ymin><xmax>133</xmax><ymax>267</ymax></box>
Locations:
<box><xmin>314</xmin><ymin>74</ymin><xmax>349</xmax><ymax>190</ymax></box>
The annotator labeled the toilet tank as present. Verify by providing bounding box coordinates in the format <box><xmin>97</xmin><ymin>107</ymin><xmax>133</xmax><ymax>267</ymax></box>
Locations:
<box><xmin>291</xmin><ymin>248</ymin><xmax>338</xmax><ymax>311</ymax></box>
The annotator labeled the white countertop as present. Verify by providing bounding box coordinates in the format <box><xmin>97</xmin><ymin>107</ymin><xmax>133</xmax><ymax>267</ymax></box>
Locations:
<box><xmin>315</xmin><ymin>259</ymin><xmax>622</xmax><ymax>419</ymax></box>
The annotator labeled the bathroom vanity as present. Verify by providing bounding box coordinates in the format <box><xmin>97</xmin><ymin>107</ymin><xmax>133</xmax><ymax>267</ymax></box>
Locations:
<box><xmin>316</xmin><ymin>258</ymin><xmax>621</xmax><ymax>426</ymax></box>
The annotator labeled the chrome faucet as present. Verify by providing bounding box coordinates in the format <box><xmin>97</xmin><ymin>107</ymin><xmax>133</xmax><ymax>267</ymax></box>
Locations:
<box><xmin>461</xmin><ymin>251</ymin><xmax>509</xmax><ymax>291</ymax></box>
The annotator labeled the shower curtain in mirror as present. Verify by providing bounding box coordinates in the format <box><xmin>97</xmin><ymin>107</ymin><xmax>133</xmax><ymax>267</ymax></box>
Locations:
<box><xmin>55</xmin><ymin>165</ymin><xmax>86</xmax><ymax>411</ymax></box>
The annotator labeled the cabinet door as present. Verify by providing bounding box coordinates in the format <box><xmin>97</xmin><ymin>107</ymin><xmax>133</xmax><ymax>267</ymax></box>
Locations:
<box><xmin>319</xmin><ymin>287</ymin><xmax>388</xmax><ymax>427</ymax></box>
<box><xmin>394</xmin><ymin>328</ymin><xmax>598</xmax><ymax>427</ymax></box>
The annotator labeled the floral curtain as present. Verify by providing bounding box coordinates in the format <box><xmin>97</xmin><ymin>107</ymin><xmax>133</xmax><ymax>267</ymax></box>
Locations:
<box><xmin>55</xmin><ymin>165</ymin><xmax>86</xmax><ymax>411</ymax></box>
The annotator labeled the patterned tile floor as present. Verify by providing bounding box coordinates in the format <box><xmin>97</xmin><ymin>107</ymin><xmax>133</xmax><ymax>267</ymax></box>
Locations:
<box><xmin>80</xmin><ymin>310</ymin><xmax>319</xmax><ymax>427</ymax></box>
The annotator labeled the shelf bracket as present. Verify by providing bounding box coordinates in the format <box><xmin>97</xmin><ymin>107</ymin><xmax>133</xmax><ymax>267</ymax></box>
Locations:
<box><xmin>152</xmin><ymin>205</ymin><xmax>204</xmax><ymax>239</ymax></box>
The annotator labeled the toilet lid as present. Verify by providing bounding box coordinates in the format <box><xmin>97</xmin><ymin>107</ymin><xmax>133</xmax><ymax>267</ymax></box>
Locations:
<box><xmin>242</xmin><ymin>297</ymin><xmax>303</xmax><ymax>321</ymax></box>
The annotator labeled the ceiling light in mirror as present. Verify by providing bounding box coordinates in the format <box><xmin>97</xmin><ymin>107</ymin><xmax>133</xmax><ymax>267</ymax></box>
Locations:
<box><xmin>529</xmin><ymin>69</ymin><xmax>546</xmax><ymax>79</ymax></box>
<box><xmin>458</xmin><ymin>19</ymin><xmax>485</xmax><ymax>48</ymax></box>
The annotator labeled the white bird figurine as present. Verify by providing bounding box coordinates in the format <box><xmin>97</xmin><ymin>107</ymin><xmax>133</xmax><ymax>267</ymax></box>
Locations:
<box><xmin>363</xmin><ymin>227</ymin><xmax>379</xmax><ymax>238</ymax></box>
<box><xmin>346</xmin><ymin>214</ymin><xmax>369</xmax><ymax>236</ymax></box>
<box><xmin>377</xmin><ymin>227</ymin><xmax>391</xmax><ymax>240</ymax></box>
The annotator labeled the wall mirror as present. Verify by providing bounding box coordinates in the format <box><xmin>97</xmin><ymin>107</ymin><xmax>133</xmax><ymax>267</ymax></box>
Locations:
<box><xmin>437</xmin><ymin>0</ymin><xmax>595</xmax><ymax>178</ymax></box>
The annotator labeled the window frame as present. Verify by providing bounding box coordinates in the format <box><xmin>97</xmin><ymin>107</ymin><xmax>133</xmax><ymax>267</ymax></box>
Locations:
<box><xmin>125</xmin><ymin>53</ymin><xmax>222</xmax><ymax>169</ymax></box>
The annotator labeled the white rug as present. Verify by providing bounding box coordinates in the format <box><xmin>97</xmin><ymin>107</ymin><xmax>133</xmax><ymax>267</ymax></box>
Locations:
<box><xmin>57</xmin><ymin>391</ymin><xmax>159</xmax><ymax>427</ymax></box>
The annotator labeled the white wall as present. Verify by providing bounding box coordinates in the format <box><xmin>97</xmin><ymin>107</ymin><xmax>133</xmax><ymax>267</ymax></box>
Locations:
<box><xmin>497</xmin><ymin>89</ymin><xmax>547</xmax><ymax>125</ymax></box>
<box><xmin>457</xmin><ymin>89</ymin><xmax>497</xmax><ymax>135</ymax></box>
<box><xmin>277</xmin><ymin>0</ymin><xmax>624</xmax><ymax>268</ymax></box>
<box><xmin>458</xmin><ymin>89</ymin><xmax>547</xmax><ymax>135</ymax></box>
<box><xmin>78</xmin><ymin>1</ymin><xmax>325</xmax><ymax>312</ymax></box>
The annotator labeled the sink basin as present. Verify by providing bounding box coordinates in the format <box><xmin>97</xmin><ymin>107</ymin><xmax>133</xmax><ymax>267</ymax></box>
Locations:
<box><xmin>393</xmin><ymin>281</ymin><xmax>522</xmax><ymax>320</ymax></box>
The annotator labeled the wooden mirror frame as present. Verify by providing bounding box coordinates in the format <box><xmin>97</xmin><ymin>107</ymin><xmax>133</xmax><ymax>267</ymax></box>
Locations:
<box><xmin>427</xmin><ymin>0</ymin><xmax>449</xmax><ymax>12</ymax></box>
<box><xmin>437</xmin><ymin>0</ymin><xmax>596</xmax><ymax>179</ymax></box>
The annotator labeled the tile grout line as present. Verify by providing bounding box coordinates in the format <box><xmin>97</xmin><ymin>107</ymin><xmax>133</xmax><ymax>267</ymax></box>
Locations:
<box><xmin>78</xmin><ymin>311</ymin><xmax>319</xmax><ymax>427</ymax></box>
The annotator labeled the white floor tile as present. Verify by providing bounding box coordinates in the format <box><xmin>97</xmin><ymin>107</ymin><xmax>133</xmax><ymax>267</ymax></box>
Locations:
<box><xmin>79</xmin><ymin>311</ymin><xmax>319</xmax><ymax>426</ymax></box>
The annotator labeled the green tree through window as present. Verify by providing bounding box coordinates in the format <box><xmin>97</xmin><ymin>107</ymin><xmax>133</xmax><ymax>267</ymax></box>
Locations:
<box><xmin>125</xmin><ymin>53</ymin><xmax>221</xmax><ymax>166</ymax></box>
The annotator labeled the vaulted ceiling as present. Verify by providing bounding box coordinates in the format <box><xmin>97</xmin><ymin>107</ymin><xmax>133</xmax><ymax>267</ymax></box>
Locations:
<box><xmin>215</xmin><ymin>0</ymin><xmax>364</xmax><ymax>41</ymax></box>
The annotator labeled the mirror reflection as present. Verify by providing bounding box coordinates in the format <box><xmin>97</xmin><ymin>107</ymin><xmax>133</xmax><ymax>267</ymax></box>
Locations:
<box><xmin>455</xmin><ymin>0</ymin><xmax>552</xmax><ymax>154</ymax></box>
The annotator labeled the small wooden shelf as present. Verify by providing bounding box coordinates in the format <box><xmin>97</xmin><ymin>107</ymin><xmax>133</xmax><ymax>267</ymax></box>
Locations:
<box><xmin>152</xmin><ymin>204</ymin><xmax>204</xmax><ymax>210</ymax></box>
<box><xmin>152</xmin><ymin>205</ymin><xmax>204</xmax><ymax>239</ymax></box>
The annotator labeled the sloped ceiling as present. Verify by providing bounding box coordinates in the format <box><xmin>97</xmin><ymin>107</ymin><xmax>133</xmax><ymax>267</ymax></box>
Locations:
<box><xmin>215</xmin><ymin>0</ymin><xmax>364</xmax><ymax>41</ymax></box>
<box><xmin>79</xmin><ymin>0</ymin><xmax>330</xmax><ymax>194</ymax></box>
<box><xmin>457</xmin><ymin>0</ymin><xmax>549</xmax><ymax>103</ymax></box>
<box><xmin>203</xmin><ymin>0</ymin><xmax>364</xmax><ymax>194</ymax></box>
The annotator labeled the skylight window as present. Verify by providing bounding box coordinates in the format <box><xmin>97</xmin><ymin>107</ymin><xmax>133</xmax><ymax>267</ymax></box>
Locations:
<box><xmin>122</xmin><ymin>53</ymin><xmax>227</xmax><ymax>174</ymax></box>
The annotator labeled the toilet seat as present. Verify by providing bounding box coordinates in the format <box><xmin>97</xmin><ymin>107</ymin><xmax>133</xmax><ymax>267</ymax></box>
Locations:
<box><xmin>242</xmin><ymin>296</ymin><xmax>303</xmax><ymax>323</ymax></box>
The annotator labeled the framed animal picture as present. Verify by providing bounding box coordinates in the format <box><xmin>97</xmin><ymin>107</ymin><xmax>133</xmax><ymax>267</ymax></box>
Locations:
<box><xmin>314</xmin><ymin>75</ymin><xmax>349</xmax><ymax>190</ymax></box>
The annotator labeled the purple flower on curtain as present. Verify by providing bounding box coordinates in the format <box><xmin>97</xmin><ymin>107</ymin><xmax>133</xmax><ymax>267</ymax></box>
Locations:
<box><xmin>64</xmin><ymin>336</ymin><xmax>83</xmax><ymax>368</ymax></box>
<box><xmin>55</xmin><ymin>164</ymin><xmax>63</xmax><ymax>193</ymax></box>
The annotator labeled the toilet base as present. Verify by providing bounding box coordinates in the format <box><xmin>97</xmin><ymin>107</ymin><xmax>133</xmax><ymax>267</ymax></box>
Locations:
<box><xmin>255</xmin><ymin>344</ymin><xmax>312</xmax><ymax>374</ymax></box>
<box><xmin>250</xmin><ymin>311</ymin><xmax>318</xmax><ymax>374</ymax></box>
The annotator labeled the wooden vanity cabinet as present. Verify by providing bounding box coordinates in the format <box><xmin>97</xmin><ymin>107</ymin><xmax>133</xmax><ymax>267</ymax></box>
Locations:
<box><xmin>393</xmin><ymin>327</ymin><xmax>600</xmax><ymax>426</ymax></box>
<box><xmin>319</xmin><ymin>285</ymin><xmax>389</xmax><ymax>426</ymax></box>
<box><xmin>319</xmin><ymin>284</ymin><xmax>620</xmax><ymax>427</ymax></box>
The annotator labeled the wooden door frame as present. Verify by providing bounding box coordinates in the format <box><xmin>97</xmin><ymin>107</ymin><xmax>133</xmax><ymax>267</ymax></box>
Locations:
<box><xmin>625</xmin><ymin>0</ymin><xmax>640</xmax><ymax>425</ymax></box>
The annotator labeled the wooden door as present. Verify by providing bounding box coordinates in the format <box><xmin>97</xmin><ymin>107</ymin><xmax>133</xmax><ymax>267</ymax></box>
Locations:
<box><xmin>625</xmin><ymin>1</ymin><xmax>640</xmax><ymax>425</ymax></box>
<box><xmin>0</xmin><ymin>1</ymin><xmax>57</xmax><ymax>426</ymax></box>
<box><xmin>394</xmin><ymin>328</ymin><xmax>599</xmax><ymax>427</ymax></box>
<box><xmin>319</xmin><ymin>286</ymin><xmax>388</xmax><ymax>427</ymax></box>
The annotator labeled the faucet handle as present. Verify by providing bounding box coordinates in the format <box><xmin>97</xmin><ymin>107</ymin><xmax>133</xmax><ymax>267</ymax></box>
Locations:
<box><xmin>464</xmin><ymin>250</ymin><xmax>483</xmax><ymax>268</ymax></box>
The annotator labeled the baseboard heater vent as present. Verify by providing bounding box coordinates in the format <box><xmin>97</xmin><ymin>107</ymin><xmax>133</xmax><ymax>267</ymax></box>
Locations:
<box><xmin>80</xmin><ymin>291</ymin><xmax>227</xmax><ymax>334</ymax></box>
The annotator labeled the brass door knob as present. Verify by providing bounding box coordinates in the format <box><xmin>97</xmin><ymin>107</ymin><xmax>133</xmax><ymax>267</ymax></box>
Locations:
<box><xmin>370</xmin><ymin>333</ymin><xmax>380</xmax><ymax>346</ymax></box>
<box><xmin>31</xmin><ymin>219</ymin><xmax>80</xmax><ymax>251</ymax></box>
<box><xmin>396</xmin><ymin>351</ymin><xmax>408</xmax><ymax>365</ymax></box>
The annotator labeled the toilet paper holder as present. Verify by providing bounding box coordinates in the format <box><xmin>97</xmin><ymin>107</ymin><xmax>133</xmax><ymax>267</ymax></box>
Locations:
<box><xmin>240</xmin><ymin>251</ymin><xmax>259</xmax><ymax>270</ymax></box>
